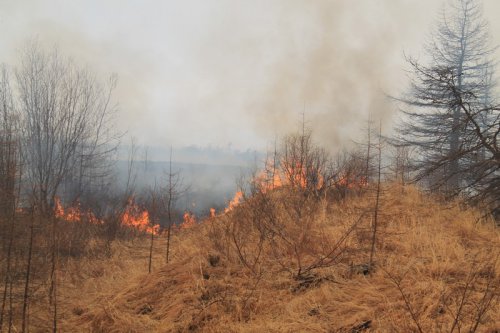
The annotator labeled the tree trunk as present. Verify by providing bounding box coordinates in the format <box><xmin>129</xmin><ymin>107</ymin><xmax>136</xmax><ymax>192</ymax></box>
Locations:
<box><xmin>21</xmin><ymin>212</ymin><xmax>35</xmax><ymax>333</ymax></box>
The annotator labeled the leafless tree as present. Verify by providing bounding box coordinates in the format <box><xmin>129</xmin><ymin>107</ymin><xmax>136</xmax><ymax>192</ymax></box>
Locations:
<box><xmin>390</xmin><ymin>145</ymin><xmax>413</xmax><ymax>187</ymax></box>
<box><xmin>146</xmin><ymin>182</ymin><xmax>160</xmax><ymax>273</ymax></box>
<box><xmin>163</xmin><ymin>147</ymin><xmax>185</xmax><ymax>263</ymax></box>
<box><xmin>0</xmin><ymin>66</ymin><xmax>19</xmax><ymax>218</ymax></box>
<box><xmin>330</xmin><ymin>148</ymin><xmax>367</xmax><ymax>199</ymax></box>
<box><xmin>0</xmin><ymin>65</ymin><xmax>21</xmax><ymax>332</ymax></box>
<box><xmin>358</xmin><ymin>115</ymin><xmax>376</xmax><ymax>184</ymax></box>
<box><xmin>21</xmin><ymin>210</ymin><xmax>35</xmax><ymax>333</ymax></box>
<box><xmin>279</xmin><ymin>130</ymin><xmax>331</xmax><ymax>197</ymax></box>
<box><xmin>369</xmin><ymin>122</ymin><xmax>383</xmax><ymax>271</ymax></box>
<box><xmin>16</xmin><ymin>41</ymin><xmax>119</xmax><ymax>216</ymax></box>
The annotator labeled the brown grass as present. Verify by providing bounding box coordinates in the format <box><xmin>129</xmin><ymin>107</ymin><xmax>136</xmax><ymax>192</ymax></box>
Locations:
<box><xmin>20</xmin><ymin>183</ymin><xmax>500</xmax><ymax>332</ymax></box>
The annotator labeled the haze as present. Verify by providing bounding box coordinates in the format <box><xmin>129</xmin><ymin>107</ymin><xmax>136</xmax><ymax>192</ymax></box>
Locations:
<box><xmin>1</xmin><ymin>0</ymin><xmax>499</xmax><ymax>153</ymax></box>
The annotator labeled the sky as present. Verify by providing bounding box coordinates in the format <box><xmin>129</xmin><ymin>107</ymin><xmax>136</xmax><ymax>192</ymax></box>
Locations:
<box><xmin>1</xmin><ymin>0</ymin><xmax>499</xmax><ymax>154</ymax></box>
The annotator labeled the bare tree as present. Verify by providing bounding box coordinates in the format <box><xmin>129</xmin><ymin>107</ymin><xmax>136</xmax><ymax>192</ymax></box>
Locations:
<box><xmin>279</xmin><ymin>130</ymin><xmax>330</xmax><ymax>196</ymax></box>
<box><xmin>369</xmin><ymin>122</ymin><xmax>383</xmax><ymax>271</ymax></box>
<box><xmin>146</xmin><ymin>182</ymin><xmax>160</xmax><ymax>273</ymax></box>
<box><xmin>0</xmin><ymin>66</ymin><xmax>19</xmax><ymax>218</ymax></box>
<box><xmin>330</xmin><ymin>148</ymin><xmax>367</xmax><ymax>199</ymax></box>
<box><xmin>0</xmin><ymin>65</ymin><xmax>20</xmax><ymax>332</ymax></box>
<box><xmin>21</xmin><ymin>210</ymin><xmax>35</xmax><ymax>333</ymax></box>
<box><xmin>390</xmin><ymin>145</ymin><xmax>412</xmax><ymax>187</ymax></box>
<box><xmin>16</xmin><ymin>41</ymin><xmax>119</xmax><ymax>216</ymax></box>
<box><xmin>359</xmin><ymin>115</ymin><xmax>376</xmax><ymax>184</ymax></box>
<box><xmin>163</xmin><ymin>147</ymin><xmax>184</xmax><ymax>263</ymax></box>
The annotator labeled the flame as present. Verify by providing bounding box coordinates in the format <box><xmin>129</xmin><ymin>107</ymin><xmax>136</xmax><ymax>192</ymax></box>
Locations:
<box><xmin>281</xmin><ymin>161</ymin><xmax>308</xmax><ymax>188</ymax></box>
<box><xmin>254</xmin><ymin>158</ymin><xmax>324</xmax><ymax>193</ymax></box>
<box><xmin>121</xmin><ymin>199</ymin><xmax>159</xmax><ymax>235</ymax></box>
<box><xmin>55</xmin><ymin>197</ymin><xmax>159</xmax><ymax>234</ymax></box>
<box><xmin>65</xmin><ymin>205</ymin><xmax>82</xmax><ymax>222</ymax></box>
<box><xmin>209</xmin><ymin>190</ymin><xmax>243</xmax><ymax>217</ymax></box>
<box><xmin>54</xmin><ymin>197</ymin><xmax>102</xmax><ymax>224</ymax></box>
<box><xmin>336</xmin><ymin>174</ymin><xmax>368</xmax><ymax>189</ymax></box>
<box><xmin>271</xmin><ymin>173</ymin><xmax>284</xmax><ymax>189</ymax></box>
<box><xmin>180</xmin><ymin>211</ymin><xmax>196</xmax><ymax>229</ymax></box>
<box><xmin>254</xmin><ymin>169</ymin><xmax>283</xmax><ymax>193</ymax></box>
<box><xmin>204</xmin><ymin>160</ymin><xmax>366</xmax><ymax>223</ymax></box>
<box><xmin>224</xmin><ymin>191</ymin><xmax>243</xmax><ymax>213</ymax></box>
<box><xmin>54</xmin><ymin>197</ymin><xmax>65</xmax><ymax>219</ymax></box>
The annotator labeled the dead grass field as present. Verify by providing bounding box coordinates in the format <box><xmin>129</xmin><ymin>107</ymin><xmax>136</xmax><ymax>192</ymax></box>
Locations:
<box><xmin>15</xmin><ymin>184</ymin><xmax>500</xmax><ymax>332</ymax></box>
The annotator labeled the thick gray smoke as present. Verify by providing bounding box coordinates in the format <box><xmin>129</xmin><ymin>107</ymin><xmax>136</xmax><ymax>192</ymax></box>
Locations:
<box><xmin>0</xmin><ymin>0</ymin><xmax>499</xmax><ymax>151</ymax></box>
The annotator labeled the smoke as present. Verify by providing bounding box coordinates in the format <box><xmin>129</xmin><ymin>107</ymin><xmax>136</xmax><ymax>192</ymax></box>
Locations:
<box><xmin>177</xmin><ymin>0</ymin><xmax>441</xmax><ymax>149</ymax></box>
<box><xmin>0</xmin><ymin>0</ymin><xmax>499</xmax><ymax>152</ymax></box>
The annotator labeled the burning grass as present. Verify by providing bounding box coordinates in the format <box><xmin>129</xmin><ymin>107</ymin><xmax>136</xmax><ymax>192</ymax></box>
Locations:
<box><xmin>5</xmin><ymin>183</ymin><xmax>500</xmax><ymax>332</ymax></box>
<box><xmin>55</xmin><ymin>197</ymin><xmax>160</xmax><ymax>235</ymax></box>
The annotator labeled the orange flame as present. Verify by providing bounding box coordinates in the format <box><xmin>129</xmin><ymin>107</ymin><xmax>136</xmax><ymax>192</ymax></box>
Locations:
<box><xmin>254</xmin><ymin>168</ymin><xmax>283</xmax><ymax>193</ymax></box>
<box><xmin>54</xmin><ymin>197</ymin><xmax>101</xmax><ymax>224</ymax></box>
<box><xmin>121</xmin><ymin>199</ymin><xmax>159</xmax><ymax>235</ymax></box>
<box><xmin>281</xmin><ymin>161</ymin><xmax>308</xmax><ymax>188</ymax></box>
<box><xmin>336</xmin><ymin>174</ymin><xmax>368</xmax><ymax>189</ymax></box>
<box><xmin>180</xmin><ymin>211</ymin><xmax>196</xmax><ymax>229</ymax></box>
<box><xmin>224</xmin><ymin>191</ymin><xmax>243</xmax><ymax>213</ymax></box>
<box><xmin>54</xmin><ymin>197</ymin><xmax>66</xmax><ymax>220</ymax></box>
<box><xmin>209</xmin><ymin>208</ymin><xmax>216</xmax><ymax>218</ymax></box>
<box><xmin>254</xmin><ymin>159</ymin><xmax>324</xmax><ymax>193</ymax></box>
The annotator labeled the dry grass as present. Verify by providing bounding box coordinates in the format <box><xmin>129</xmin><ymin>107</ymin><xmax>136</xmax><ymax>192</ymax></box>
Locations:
<box><xmin>21</xmin><ymin>183</ymin><xmax>500</xmax><ymax>332</ymax></box>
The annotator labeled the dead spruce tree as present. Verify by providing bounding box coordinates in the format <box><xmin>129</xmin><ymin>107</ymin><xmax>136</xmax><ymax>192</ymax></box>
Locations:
<box><xmin>400</xmin><ymin>60</ymin><xmax>500</xmax><ymax>218</ymax></box>
<box><xmin>398</xmin><ymin>0</ymin><xmax>497</xmax><ymax>199</ymax></box>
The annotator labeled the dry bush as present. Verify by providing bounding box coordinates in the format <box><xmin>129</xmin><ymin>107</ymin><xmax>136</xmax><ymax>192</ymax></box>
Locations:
<box><xmin>195</xmin><ymin>184</ymin><xmax>499</xmax><ymax>332</ymax></box>
<box><xmin>202</xmin><ymin>131</ymin><xmax>372</xmax><ymax>282</ymax></box>
<box><xmin>205</xmin><ymin>186</ymin><xmax>362</xmax><ymax>280</ymax></box>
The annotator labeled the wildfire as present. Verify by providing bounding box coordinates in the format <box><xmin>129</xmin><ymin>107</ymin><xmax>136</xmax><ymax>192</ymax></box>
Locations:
<box><xmin>254</xmin><ymin>165</ymin><xmax>325</xmax><ymax>193</ymax></box>
<box><xmin>224</xmin><ymin>191</ymin><xmax>243</xmax><ymax>213</ymax></box>
<box><xmin>252</xmin><ymin>155</ymin><xmax>371</xmax><ymax>193</ymax></box>
<box><xmin>207</xmin><ymin>190</ymin><xmax>245</xmax><ymax>218</ymax></box>
<box><xmin>281</xmin><ymin>161</ymin><xmax>308</xmax><ymax>188</ymax></box>
<box><xmin>55</xmin><ymin>197</ymin><xmax>159</xmax><ymax>235</ymax></box>
<box><xmin>121</xmin><ymin>199</ymin><xmax>159</xmax><ymax>235</ymax></box>
<box><xmin>187</xmin><ymin>161</ymin><xmax>367</xmax><ymax>226</ymax></box>
<box><xmin>54</xmin><ymin>197</ymin><xmax>101</xmax><ymax>224</ymax></box>
<box><xmin>180</xmin><ymin>211</ymin><xmax>196</xmax><ymax>229</ymax></box>
<box><xmin>336</xmin><ymin>174</ymin><xmax>368</xmax><ymax>189</ymax></box>
<box><xmin>254</xmin><ymin>169</ymin><xmax>283</xmax><ymax>193</ymax></box>
<box><xmin>54</xmin><ymin>197</ymin><xmax>69</xmax><ymax>220</ymax></box>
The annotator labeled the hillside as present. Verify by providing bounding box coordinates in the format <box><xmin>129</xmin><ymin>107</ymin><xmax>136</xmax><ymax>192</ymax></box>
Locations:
<box><xmin>41</xmin><ymin>183</ymin><xmax>500</xmax><ymax>333</ymax></box>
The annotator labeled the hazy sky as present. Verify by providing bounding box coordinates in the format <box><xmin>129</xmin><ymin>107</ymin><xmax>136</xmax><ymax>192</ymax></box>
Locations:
<box><xmin>1</xmin><ymin>0</ymin><xmax>499</xmax><ymax>152</ymax></box>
